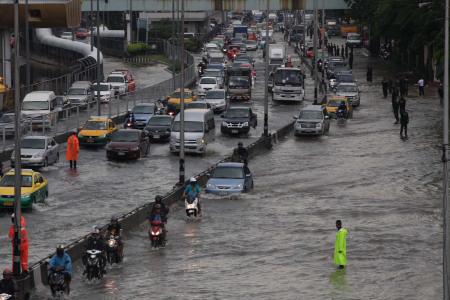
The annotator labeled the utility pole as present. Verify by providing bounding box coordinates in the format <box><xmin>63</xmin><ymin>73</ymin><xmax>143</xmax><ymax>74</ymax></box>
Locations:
<box><xmin>130</xmin><ymin>0</ymin><xmax>133</xmax><ymax>43</ymax></box>
<box><xmin>171</xmin><ymin>0</ymin><xmax>175</xmax><ymax>90</ymax></box>
<box><xmin>263</xmin><ymin>0</ymin><xmax>269</xmax><ymax>137</ymax></box>
<box><xmin>25</xmin><ymin>0</ymin><xmax>30</xmax><ymax>93</ymax></box>
<box><xmin>13</xmin><ymin>0</ymin><xmax>23</xmax><ymax>276</ymax></box>
<box><xmin>313</xmin><ymin>0</ymin><xmax>318</xmax><ymax>104</ymax></box>
<box><xmin>443</xmin><ymin>0</ymin><xmax>450</xmax><ymax>298</ymax></box>
<box><xmin>96</xmin><ymin>0</ymin><xmax>101</xmax><ymax>116</ymax></box>
<box><xmin>90</xmin><ymin>0</ymin><xmax>94</xmax><ymax>51</ymax></box>
<box><xmin>179</xmin><ymin>0</ymin><xmax>185</xmax><ymax>184</ymax></box>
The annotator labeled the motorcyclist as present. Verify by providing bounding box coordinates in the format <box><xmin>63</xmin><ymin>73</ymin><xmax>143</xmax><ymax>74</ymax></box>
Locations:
<box><xmin>0</xmin><ymin>268</ymin><xmax>16</xmax><ymax>299</ymax></box>
<box><xmin>48</xmin><ymin>245</ymin><xmax>72</xmax><ymax>295</ymax></box>
<box><xmin>148</xmin><ymin>204</ymin><xmax>166</xmax><ymax>243</ymax></box>
<box><xmin>197</xmin><ymin>61</ymin><xmax>206</xmax><ymax>76</ymax></box>
<box><xmin>232</xmin><ymin>142</ymin><xmax>248</xmax><ymax>164</ymax></box>
<box><xmin>124</xmin><ymin>110</ymin><xmax>135</xmax><ymax>127</ymax></box>
<box><xmin>150</xmin><ymin>195</ymin><xmax>169</xmax><ymax>223</ymax></box>
<box><xmin>106</xmin><ymin>216</ymin><xmax>123</xmax><ymax>262</ymax></box>
<box><xmin>155</xmin><ymin>99</ymin><xmax>165</xmax><ymax>114</ymax></box>
<box><xmin>84</xmin><ymin>226</ymin><xmax>106</xmax><ymax>274</ymax></box>
<box><xmin>183</xmin><ymin>177</ymin><xmax>201</xmax><ymax>213</ymax></box>
<box><xmin>337</xmin><ymin>101</ymin><xmax>348</xmax><ymax>119</ymax></box>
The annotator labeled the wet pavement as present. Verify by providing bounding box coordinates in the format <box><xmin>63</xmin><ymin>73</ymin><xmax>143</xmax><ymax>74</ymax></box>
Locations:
<box><xmin>1</xmin><ymin>33</ymin><xmax>445</xmax><ymax>299</ymax></box>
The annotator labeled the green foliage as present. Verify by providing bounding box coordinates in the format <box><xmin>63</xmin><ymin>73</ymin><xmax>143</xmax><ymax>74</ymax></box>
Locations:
<box><xmin>127</xmin><ymin>43</ymin><xmax>150</xmax><ymax>55</ymax></box>
<box><xmin>184</xmin><ymin>39</ymin><xmax>202</xmax><ymax>52</ymax></box>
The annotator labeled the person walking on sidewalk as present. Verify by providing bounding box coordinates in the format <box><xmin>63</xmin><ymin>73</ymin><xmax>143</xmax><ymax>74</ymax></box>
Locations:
<box><xmin>341</xmin><ymin>45</ymin><xmax>345</xmax><ymax>60</ymax></box>
<box><xmin>367</xmin><ymin>65</ymin><xmax>373</xmax><ymax>82</ymax></box>
<box><xmin>348</xmin><ymin>51</ymin><xmax>354</xmax><ymax>69</ymax></box>
<box><xmin>333</xmin><ymin>220</ymin><xmax>348</xmax><ymax>269</ymax></box>
<box><xmin>400</xmin><ymin>110</ymin><xmax>409</xmax><ymax>139</ymax></box>
<box><xmin>382</xmin><ymin>77</ymin><xmax>389</xmax><ymax>98</ymax></box>
<box><xmin>418</xmin><ymin>77</ymin><xmax>425</xmax><ymax>96</ymax></box>
<box><xmin>392</xmin><ymin>87</ymin><xmax>400</xmax><ymax>124</ymax></box>
<box><xmin>66</xmin><ymin>131</ymin><xmax>79</xmax><ymax>169</ymax></box>
<box><xmin>399</xmin><ymin>97</ymin><xmax>406</xmax><ymax>113</ymax></box>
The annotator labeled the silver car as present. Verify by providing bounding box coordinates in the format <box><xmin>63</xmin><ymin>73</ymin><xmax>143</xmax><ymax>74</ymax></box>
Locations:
<box><xmin>294</xmin><ymin>105</ymin><xmax>330</xmax><ymax>136</ymax></box>
<box><xmin>0</xmin><ymin>113</ymin><xmax>29</xmax><ymax>138</ymax></box>
<box><xmin>203</xmin><ymin>89</ymin><xmax>227</xmax><ymax>113</ymax></box>
<box><xmin>11</xmin><ymin>136</ymin><xmax>60</xmax><ymax>168</ymax></box>
<box><xmin>335</xmin><ymin>82</ymin><xmax>360</xmax><ymax>107</ymax></box>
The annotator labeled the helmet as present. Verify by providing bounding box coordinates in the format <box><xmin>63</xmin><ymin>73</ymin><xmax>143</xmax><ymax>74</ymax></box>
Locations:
<box><xmin>2</xmin><ymin>268</ymin><xmax>12</xmax><ymax>278</ymax></box>
<box><xmin>155</xmin><ymin>195</ymin><xmax>163</xmax><ymax>203</ymax></box>
<box><xmin>92</xmin><ymin>226</ymin><xmax>100</xmax><ymax>235</ymax></box>
<box><xmin>190</xmin><ymin>177</ymin><xmax>197</xmax><ymax>183</ymax></box>
<box><xmin>56</xmin><ymin>245</ymin><xmax>64</xmax><ymax>257</ymax></box>
<box><xmin>111</xmin><ymin>216</ymin><xmax>118</xmax><ymax>223</ymax></box>
<box><xmin>238</xmin><ymin>142</ymin><xmax>243</xmax><ymax>147</ymax></box>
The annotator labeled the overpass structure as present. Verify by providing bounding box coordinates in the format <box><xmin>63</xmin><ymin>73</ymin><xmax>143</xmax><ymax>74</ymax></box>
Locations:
<box><xmin>81</xmin><ymin>0</ymin><xmax>348</xmax><ymax>12</ymax></box>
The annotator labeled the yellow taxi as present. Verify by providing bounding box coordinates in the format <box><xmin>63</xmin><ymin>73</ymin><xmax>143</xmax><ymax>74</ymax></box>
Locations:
<box><xmin>78</xmin><ymin>116</ymin><xmax>118</xmax><ymax>146</ymax></box>
<box><xmin>0</xmin><ymin>169</ymin><xmax>48</xmax><ymax>211</ymax></box>
<box><xmin>324</xmin><ymin>96</ymin><xmax>353</xmax><ymax>118</ymax></box>
<box><xmin>166</xmin><ymin>88</ymin><xmax>197</xmax><ymax>112</ymax></box>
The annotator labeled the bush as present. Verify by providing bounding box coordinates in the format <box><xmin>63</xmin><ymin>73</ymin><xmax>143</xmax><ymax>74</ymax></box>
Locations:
<box><xmin>184</xmin><ymin>39</ymin><xmax>202</xmax><ymax>52</ymax></box>
<box><xmin>127</xmin><ymin>43</ymin><xmax>150</xmax><ymax>55</ymax></box>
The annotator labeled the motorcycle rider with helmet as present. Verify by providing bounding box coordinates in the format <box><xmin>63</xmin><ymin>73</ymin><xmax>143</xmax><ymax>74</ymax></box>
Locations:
<box><xmin>83</xmin><ymin>226</ymin><xmax>107</xmax><ymax>275</ymax></box>
<box><xmin>124</xmin><ymin>110</ymin><xmax>135</xmax><ymax>128</ymax></box>
<box><xmin>48</xmin><ymin>245</ymin><xmax>72</xmax><ymax>295</ymax></box>
<box><xmin>183</xmin><ymin>177</ymin><xmax>201</xmax><ymax>213</ymax></box>
<box><xmin>106</xmin><ymin>216</ymin><xmax>124</xmax><ymax>262</ymax></box>
<box><xmin>0</xmin><ymin>268</ymin><xmax>16</xmax><ymax>299</ymax></box>
<box><xmin>150</xmin><ymin>195</ymin><xmax>169</xmax><ymax>223</ymax></box>
<box><xmin>337</xmin><ymin>101</ymin><xmax>348</xmax><ymax>119</ymax></box>
<box><xmin>148</xmin><ymin>204</ymin><xmax>167</xmax><ymax>243</ymax></box>
<box><xmin>232</xmin><ymin>142</ymin><xmax>248</xmax><ymax>164</ymax></box>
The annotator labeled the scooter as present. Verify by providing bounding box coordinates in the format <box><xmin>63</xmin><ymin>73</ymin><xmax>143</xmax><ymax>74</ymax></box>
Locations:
<box><xmin>185</xmin><ymin>197</ymin><xmax>200</xmax><ymax>218</ymax></box>
<box><xmin>149</xmin><ymin>220</ymin><xmax>165</xmax><ymax>248</ymax></box>
<box><xmin>48</xmin><ymin>269</ymin><xmax>69</xmax><ymax>298</ymax></box>
<box><xmin>106</xmin><ymin>235</ymin><xmax>121</xmax><ymax>264</ymax></box>
<box><xmin>84</xmin><ymin>249</ymin><xmax>104</xmax><ymax>280</ymax></box>
<box><xmin>336</xmin><ymin>109</ymin><xmax>347</xmax><ymax>126</ymax></box>
<box><xmin>0</xmin><ymin>294</ymin><xmax>11</xmax><ymax>300</ymax></box>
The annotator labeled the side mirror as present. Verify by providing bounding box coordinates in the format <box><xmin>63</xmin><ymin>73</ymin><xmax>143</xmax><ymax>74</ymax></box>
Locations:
<box><xmin>245</xmin><ymin>173</ymin><xmax>251</xmax><ymax>177</ymax></box>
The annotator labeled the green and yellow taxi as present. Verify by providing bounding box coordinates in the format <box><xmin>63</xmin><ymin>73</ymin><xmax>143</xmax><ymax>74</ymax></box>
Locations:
<box><xmin>78</xmin><ymin>116</ymin><xmax>118</xmax><ymax>146</ymax></box>
<box><xmin>0</xmin><ymin>169</ymin><xmax>48</xmax><ymax>210</ymax></box>
<box><xmin>167</xmin><ymin>89</ymin><xmax>197</xmax><ymax>112</ymax></box>
<box><xmin>324</xmin><ymin>96</ymin><xmax>353</xmax><ymax>118</ymax></box>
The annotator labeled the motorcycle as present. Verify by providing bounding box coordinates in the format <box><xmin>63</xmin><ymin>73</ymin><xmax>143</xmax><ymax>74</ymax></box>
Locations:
<box><xmin>106</xmin><ymin>235</ymin><xmax>121</xmax><ymax>264</ymax></box>
<box><xmin>0</xmin><ymin>294</ymin><xmax>11</xmax><ymax>300</ymax></box>
<box><xmin>84</xmin><ymin>249</ymin><xmax>104</xmax><ymax>280</ymax></box>
<box><xmin>149</xmin><ymin>220</ymin><xmax>165</xmax><ymax>248</ymax></box>
<box><xmin>48</xmin><ymin>270</ymin><xmax>69</xmax><ymax>298</ymax></box>
<box><xmin>336</xmin><ymin>109</ymin><xmax>347</xmax><ymax>126</ymax></box>
<box><xmin>185</xmin><ymin>197</ymin><xmax>200</xmax><ymax>218</ymax></box>
<box><xmin>124</xmin><ymin>119</ymin><xmax>135</xmax><ymax>129</ymax></box>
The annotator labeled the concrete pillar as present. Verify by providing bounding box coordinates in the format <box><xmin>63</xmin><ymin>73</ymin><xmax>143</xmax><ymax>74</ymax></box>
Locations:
<box><xmin>1</xmin><ymin>30</ymin><xmax>12</xmax><ymax>88</ymax></box>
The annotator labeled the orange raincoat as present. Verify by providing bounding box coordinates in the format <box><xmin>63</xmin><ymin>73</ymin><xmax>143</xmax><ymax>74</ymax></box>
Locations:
<box><xmin>8</xmin><ymin>215</ymin><xmax>29</xmax><ymax>272</ymax></box>
<box><xmin>66</xmin><ymin>134</ymin><xmax>79</xmax><ymax>161</ymax></box>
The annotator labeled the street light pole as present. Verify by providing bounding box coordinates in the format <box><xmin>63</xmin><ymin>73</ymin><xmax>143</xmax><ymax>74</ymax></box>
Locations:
<box><xmin>263</xmin><ymin>0</ymin><xmax>269</xmax><ymax>137</ymax></box>
<box><xmin>179</xmin><ymin>0</ymin><xmax>185</xmax><ymax>184</ymax></box>
<box><xmin>313</xmin><ymin>0</ymin><xmax>318</xmax><ymax>103</ymax></box>
<box><xmin>96</xmin><ymin>0</ymin><xmax>101</xmax><ymax>116</ymax></box>
<box><xmin>171</xmin><ymin>0</ymin><xmax>175</xmax><ymax>91</ymax></box>
<box><xmin>13</xmin><ymin>0</ymin><xmax>23</xmax><ymax>276</ymax></box>
<box><xmin>25</xmin><ymin>0</ymin><xmax>30</xmax><ymax>93</ymax></box>
<box><xmin>90</xmin><ymin>0</ymin><xmax>94</xmax><ymax>51</ymax></box>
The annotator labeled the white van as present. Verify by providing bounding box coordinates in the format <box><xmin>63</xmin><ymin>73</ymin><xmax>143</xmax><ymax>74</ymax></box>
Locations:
<box><xmin>169</xmin><ymin>109</ymin><xmax>215</xmax><ymax>154</ymax></box>
<box><xmin>21</xmin><ymin>91</ymin><xmax>58</xmax><ymax>127</ymax></box>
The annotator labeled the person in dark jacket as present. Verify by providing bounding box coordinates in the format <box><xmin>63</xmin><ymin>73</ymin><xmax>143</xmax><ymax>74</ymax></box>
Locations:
<box><xmin>398</xmin><ymin>97</ymin><xmax>406</xmax><ymax>113</ymax></box>
<box><xmin>345</xmin><ymin>44</ymin><xmax>349</xmax><ymax>58</ymax></box>
<box><xmin>400</xmin><ymin>110</ymin><xmax>409</xmax><ymax>139</ymax></box>
<box><xmin>367</xmin><ymin>65</ymin><xmax>373</xmax><ymax>82</ymax></box>
<box><xmin>392</xmin><ymin>87</ymin><xmax>400</xmax><ymax>124</ymax></box>
<box><xmin>150</xmin><ymin>195</ymin><xmax>169</xmax><ymax>223</ymax></box>
<box><xmin>439</xmin><ymin>83</ymin><xmax>444</xmax><ymax>106</ymax></box>
<box><xmin>341</xmin><ymin>45</ymin><xmax>345</xmax><ymax>59</ymax></box>
<box><xmin>0</xmin><ymin>268</ymin><xmax>16</xmax><ymax>299</ymax></box>
<box><xmin>382</xmin><ymin>77</ymin><xmax>389</xmax><ymax>98</ymax></box>
<box><xmin>83</xmin><ymin>226</ymin><xmax>106</xmax><ymax>274</ymax></box>
<box><xmin>348</xmin><ymin>52</ymin><xmax>353</xmax><ymax>69</ymax></box>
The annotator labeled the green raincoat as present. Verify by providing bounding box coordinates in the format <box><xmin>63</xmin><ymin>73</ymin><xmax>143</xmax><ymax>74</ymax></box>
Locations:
<box><xmin>334</xmin><ymin>228</ymin><xmax>348</xmax><ymax>266</ymax></box>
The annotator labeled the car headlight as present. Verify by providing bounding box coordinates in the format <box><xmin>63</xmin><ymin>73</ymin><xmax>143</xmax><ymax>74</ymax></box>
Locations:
<box><xmin>206</xmin><ymin>183</ymin><xmax>216</xmax><ymax>189</ymax></box>
<box><xmin>131</xmin><ymin>146</ymin><xmax>139</xmax><ymax>151</ymax></box>
<box><xmin>316</xmin><ymin>123</ymin><xmax>322</xmax><ymax>128</ymax></box>
<box><xmin>243</xmin><ymin>122</ymin><xmax>249</xmax><ymax>127</ymax></box>
<box><xmin>222</xmin><ymin>121</ymin><xmax>228</xmax><ymax>126</ymax></box>
<box><xmin>99</xmin><ymin>134</ymin><xmax>107</xmax><ymax>138</ymax></box>
<box><xmin>234</xmin><ymin>184</ymin><xmax>242</xmax><ymax>189</ymax></box>
<box><xmin>22</xmin><ymin>193</ymin><xmax>31</xmax><ymax>198</ymax></box>
<box><xmin>197</xmin><ymin>138</ymin><xmax>205</xmax><ymax>145</ymax></box>
<box><xmin>33</xmin><ymin>152</ymin><xmax>44</xmax><ymax>158</ymax></box>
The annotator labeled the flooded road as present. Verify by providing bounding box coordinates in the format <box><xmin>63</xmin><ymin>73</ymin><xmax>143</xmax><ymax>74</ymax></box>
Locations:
<box><xmin>2</xmin><ymin>34</ymin><xmax>445</xmax><ymax>299</ymax></box>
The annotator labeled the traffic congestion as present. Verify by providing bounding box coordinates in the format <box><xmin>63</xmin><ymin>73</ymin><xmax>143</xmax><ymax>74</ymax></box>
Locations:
<box><xmin>0</xmin><ymin>7</ymin><xmax>441</xmax><ymax>300</ymax></box>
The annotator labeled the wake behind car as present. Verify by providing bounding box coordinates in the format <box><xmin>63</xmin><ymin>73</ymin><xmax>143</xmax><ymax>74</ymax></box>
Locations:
<box><xmin>11</xmin><ymin>136</ymin><xmax>59</xmax><ymax>168</ymax></box>
<box><xmin>78</xmin><ymin>116</ymin><xmax>118</xmax><ymax>146</ymax></box>
<box><xmin>144</xmin><ymin>115</ymin><xmax>173</xmax><ymax>141</ymax></box>
<box><xmin>221</xmin><ymin>107</ymin><xmax>257</xmax><ymax>135</ymax></box>
<box><xmin>106</xmin><ymin>129</ymin><xmax>150</xmax><ymax>160</ymax></box>
<box><xmin>131</xmin><ymin>103</ymin><xmax>156</xmax><ymax>129</ymax></box>
<box><xmin>205</xmin><ymin>162</ymin><xmax>253</xmax><ymax>194</ymax></box>
<box><xmin>294</xmin><ymin>105</ymin><xmax>330</xmax><ymax>136</ymax></box>
<box><xmin>0</xmin><ymin>169</ymin><xmax>48</xmax><ymax>211</ymax></box>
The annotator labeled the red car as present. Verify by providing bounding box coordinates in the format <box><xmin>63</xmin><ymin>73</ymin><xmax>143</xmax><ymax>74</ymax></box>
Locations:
<box><xmin>227</xmin><ymin>45</ymin><xmax>241</xmax><ymax>60</ymax></box>
<box><xmin>75</xmin><ymin>28</ymin><xmax>90</xmax><ymax>39</ymax></box>
<box><xmin>114</xmin><ymin>69</ymin><xmax>136</xmax><ymax>93</ymax></box>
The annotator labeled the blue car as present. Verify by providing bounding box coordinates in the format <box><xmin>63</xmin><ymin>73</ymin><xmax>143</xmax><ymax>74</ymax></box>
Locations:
<box><xmin>205</xmin><ymin>162</ymin><xmax>253</xmax><ymax>195</ymax></box>
<box><xmin>131</xmin><ymin>103</ymin><xmax>156</xmax><ymax>129</ymax></box>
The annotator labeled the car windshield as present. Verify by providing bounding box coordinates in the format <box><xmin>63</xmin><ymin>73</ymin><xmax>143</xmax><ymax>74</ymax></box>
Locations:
<box><xmin>209</xmin><ymin>58</ymin><xmax>223</xmax><ymax>64</ymax></box>
<box><xmin>186</xmin><ymin>103</ymin><xmax>207</xmax><ymax>109</ymax></box>
<box><xmin>147</xmin><ymin>117</ymin><xmax>172</xmax><ymax>126</ymax></box>
<box><xmin>212</xmin><ymin>166</ymin><xmax>244</xmax><ymax>179</ymax></box>
<box><xmin>133</xmin><ymin>105</ymin><xmax>154</xmax><ymax>114</ymax></box>
<box><xmin>274</xmin><ymin>70</ymin><xmax>303</xmax><ymax>86</ymax></box>
<box><xmin>21</xmin><ymin>138</ymin><xmax>45</xmax><ymax>149</ymax></box>
<box><xmin>203</xmin><ymin>70</ymin><xmax>221</xmax><ymax>77</ymax></box>
<box><xmin>225</xmin><ymin>109</ymin><xmax>249</xmax><ymax>118</ymax></box>
<box><xmin>107</xmin><ymin>76</ymin><xmax>124</xmax><ymax>83</ymax></box>
<box><xmin>337</xmin><ymin>75</ymin><xmax>354</xmax><ymax>83</ymax></box>
<box><xmin>229</xmin><ymin>77</ymin><xmax>249</xmax><ymax>88</ymax></box>
<box><xmin>206</xmin><ymin>90</ymin><xmax>225</xmax><ymax>99</ymax></box>
<box><xmin>328</xmin><ymin>100</ymin><xmax>343</xmax><ymax>107</ymax></box>
<box><xmin>0</xmin><ymin>114</ymin><xmax>14</xmax><ymax>123</ymax></box>
<box><xmin>68</xmin><ymin>88</ymin><xmax>86</xmax><ymax>95</ymax></box>
<box><xmin>348</xmin><ymin>35</ymin><xmax>360</xmax><ymax>40</ymax></box>
<box><xmin>84</xmin><ymin>121</ymin><xmax>107</xmax><ymax>130</ymax></box>
<box><xmin>208</xmin><ymin>64</ymin><xmax>224</xmax><ymax>70</ymax></box>
<box><xmin>0</xmin><ymin>175</ymin><xmax>33</xmax><ymax>187</ymax></box>
<box><xmin>93</xmin><ymin>84</ymin><xmax>110</xmax><ymax>91</ymax></box>
<box><xmin>299</xmin><ymin>110</ymin><xmax>323</xmax><ymax>119</ymax></box>
<box><xmin>337</xmin><ymin>85</ymin><xmax>357</xmax><ymax>93</ymax></box>
<box><xmin>22</xmin><ymin>101</ymin><xmax>49</xmax><ymax>110</ymax></box>
<box><xmin>244</xmin><ymin>40</ymin><xmax>257</xmax><ymax>44</ymax></box>
<box><xmin>111</xmin><ymin>131</ymin><xmax>139</xmax><ymax>142</ymax></box>
<box><xmin>171</xmin><ymin>91</ymin><xmax>192</xmax><ymax>98</ymax></box>
<box><xmin>200</xmin><ymin>78</ymin><xmax>216</xmax><ymax>84</ymax></box>
<box><xmin>172</xmin><ymin>121</ymin><xmax>203</xmax><ymax>132</ymax></box>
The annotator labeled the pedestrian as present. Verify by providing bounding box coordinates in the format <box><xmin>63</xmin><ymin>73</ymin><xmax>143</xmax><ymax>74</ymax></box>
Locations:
<box><xmin>333</xmin><ymin>44</ymin><xmax>337</xmax><ymax>56</ymax></box>
<box><xmin>392</xmin><ymin>87</ymin><xmax>400</xmax><ymax>124</ymax></box>
<box><xmin>404</xmin><ymin>77</ymin><xmax>409</xmax><ymax>96</ymax></box>
<box><xmin>8</xmin><ymin>214</ymin><xmax>29</xmax><ymax>273</ymax></box>
<box><xmin>0</xmin><ymin>161</ymin><xmax>3</xmax><ymax>178</ymax></box>
<box><xmin>418</xmin><ymin>77</ymin><xmax>425</xmax><ymax>96</ymax></box>
<box><xmin>66</xmin><ymin>131</ymin><xmax>79</xmax><ymax>169</ymax></box>
<box><xmin>439</xmin><ymin>82</ymin><xmax>444</xmax><ymax>106</ymax></box>
<box><xmin>319</xmin><ymin>78</ymin><xmax>327</xmax><ymax>94</ymax></box>
<box><xmin>341</xmin><ymin>45</ymin><xmax>345</xmax><ymax>59</ymax></box>
<box><xmin>400</xmin><ymin>110</ymin><xmax>409</xmax><ymax>139</ymax></box>
<box><xmin>345</xmin><ymin>44</ymin><xmax>349</xmax><ymax>58</ymax></box>
<box><xmin>336</xmin><ymin>46</ymin><xmax>340</xmax><ymax>56</ymax></box>
<box><xmin>367</xmin><ymin>65</ymin><xmax>373</xmax><ymax>82</ymax></box>
<box><xmin>348</xmin><ymin>52</ymin><xmax>353</xmax><ymax>69</ymax></box>
<box><xmin>333</xmin><ymin>220</ymin><xmax>348</xmax><ymax>269</ymax></box>
<box><xmin>399</xmin><ymin>97</ymin><xmax>406</xmax><ymax>113</ymax></box>
<box><xmin>382</xmin><ymin>77</ymin><xmax>388</xmax><ymax>98</ymax></box>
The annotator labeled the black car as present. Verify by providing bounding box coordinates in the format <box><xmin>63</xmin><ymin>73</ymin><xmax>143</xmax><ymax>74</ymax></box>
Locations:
<box><xmin>106</xmin><ymin>129</ymin><xmax>150</xmax><ymax>160</ymax></box>
<box><xmin>144</xmin><ymin>115</ymin><xmax>174</xmax><ymax>141</ymax></box>
<box><xmin>220</xmin><ymin>107</ymin><xmax>257</xmax><ymax>135</ymax></box>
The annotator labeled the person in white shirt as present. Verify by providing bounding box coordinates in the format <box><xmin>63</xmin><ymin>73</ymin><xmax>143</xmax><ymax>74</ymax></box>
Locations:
<box><xmin>418</xmin><ymin>78</ymin><xmax>425</xmax><ymax>96</ymax></box>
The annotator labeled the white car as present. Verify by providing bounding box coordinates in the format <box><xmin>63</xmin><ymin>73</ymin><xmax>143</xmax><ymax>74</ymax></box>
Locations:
<box><xmin>197</xmin><ymin>77</ymin><xmax>219</xmax><ymax>95</ymax></box>
<box><xmin>204</xmin><ymin>89</ymin><xmax>227</xmax><ymax>113</ymax></box>
<box><xmin>335</xmin><ymin>82</ymin><xmax>361</xmax><ymax>107</ymax></box>
<box><xmin>106</xmin><ymin>72</ymin><xmax>127</xmax><ymax>95</ymax></box>
<box><xmin>60</xmin><ymin>31</ymin><xmax>73</xmax><ymax>40</ymax></box>
<box><xmin>203</xmin><ymin>43</ymin><xmax>220</xmax><ymax>56</ymax></box>
<box><xmin>92</xmin><ymin>82</ymin><xmax>114</xmax><ymax>103</ymax></box>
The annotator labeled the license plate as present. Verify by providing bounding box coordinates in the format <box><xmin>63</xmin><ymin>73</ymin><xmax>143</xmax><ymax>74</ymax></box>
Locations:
<box><xmin>3</xmin><ymin>202</ymin><xmax>13</xmax><ymax>206</ymax></box>
<box><xmin>118</xmin><ymin>152</ymin><xmax>125</xmax><ymax>156</ymax></box>
<box><xmin>87</xmin><ymin>138</ymin><xmax>94</xmax><ymax>143</ymax></box>
<box><xmin>153</xmin><ymin>134</ymin><xmax>160</xmax><ymax>139</ymax></box>
<box><xmin>231</xmin><ymin>130</ymin><xmax>239</xmax><ymax>134</ymax></box>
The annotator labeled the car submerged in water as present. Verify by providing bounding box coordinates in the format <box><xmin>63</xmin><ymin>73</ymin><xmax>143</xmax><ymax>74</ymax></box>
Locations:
<box><xmin>205</xmin><ymin>162</ymin><xmax>253</xmax><ymax>195</ymax></box>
